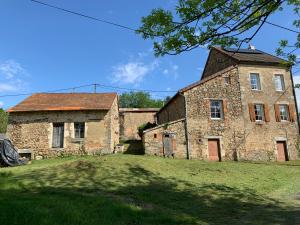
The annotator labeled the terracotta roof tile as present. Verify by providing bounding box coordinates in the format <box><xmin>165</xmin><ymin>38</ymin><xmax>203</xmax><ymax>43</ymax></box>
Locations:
<box><xmin>8</xmin><ymin>93</ymin><xmax>117</xmax><ymax>112</ymax></box>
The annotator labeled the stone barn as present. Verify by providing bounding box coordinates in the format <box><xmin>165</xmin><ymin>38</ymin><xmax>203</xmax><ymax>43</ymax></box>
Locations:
<box><xmin>7</xmin><ymin>93</ymin><xmax>119</xmax><ymax>159</ymax></box>
<box><xmin>143</xmin><ymin>47</ymin><xmax>299</xmax><ymax>161</ymax></box>
<box><xmin>119</xmin><ymin>108</ymin><xmax>158</xmax><ymax>141</ymax></box>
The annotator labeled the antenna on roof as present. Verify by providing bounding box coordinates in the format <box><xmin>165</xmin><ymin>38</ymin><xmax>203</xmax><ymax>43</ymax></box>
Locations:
<box><xmin>248</xmin><ymin>44</ymin><xmax>256</xmax><ymax>50</ymax></box>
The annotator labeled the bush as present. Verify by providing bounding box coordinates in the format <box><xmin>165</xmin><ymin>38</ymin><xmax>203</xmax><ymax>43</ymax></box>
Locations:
<box><xmin>138</xmin><ymin>122</ymin><xmax>156</xmax><ymax>138</ymax></box>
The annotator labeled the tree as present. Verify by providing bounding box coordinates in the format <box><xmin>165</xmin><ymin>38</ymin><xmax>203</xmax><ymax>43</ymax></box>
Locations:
<box><xmin>138</xmin><ymin>0</ymin><xmax>300</xmax><ymax>65</ymax></box>
<box><xmin>119</xmin><ymin>91</ymin><xmax>167</xmax><ymax>108</ymax></box>
<box><xmin>0</xmin><ymin>109</ymin><xmax>8</xmax><ymax>133</ymax></box>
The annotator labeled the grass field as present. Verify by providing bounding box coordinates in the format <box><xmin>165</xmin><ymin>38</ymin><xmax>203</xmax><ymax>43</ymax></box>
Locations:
<box><xmin>0</xmin><ymin>155</ymin><xmax>299</xmax><ymax>225</ymax></box>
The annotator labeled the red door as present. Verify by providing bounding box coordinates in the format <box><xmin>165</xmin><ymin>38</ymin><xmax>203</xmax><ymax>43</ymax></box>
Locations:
<box><xmin>208</xmin><ymin>139</ymin><xmax>221</xmax><ymax>161</ymax></box>
<box><xmin>277</xmin><ymin>141</ymin><xmax>288</xmax><ymax>161</ymax></box>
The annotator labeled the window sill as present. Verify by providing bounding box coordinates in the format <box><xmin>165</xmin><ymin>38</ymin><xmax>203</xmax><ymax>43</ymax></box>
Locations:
<box><xmin>251</xmin><ymin>89</ymin><xmax>262</xmax><ymax>92</ymax></box>
<box><xmin>255</xmin><ymin>121</ymin><xmax>265</xmax><ymax>125</ymax></box>
<box><xmin>71</xmin><ymin>138</ymin><xmax>85</xmax><ymax>143</ymax></box>
<box><xmin>52</xmin><ymin>148</ymin><xmax>64</xmax><ymax>151</ymax></box>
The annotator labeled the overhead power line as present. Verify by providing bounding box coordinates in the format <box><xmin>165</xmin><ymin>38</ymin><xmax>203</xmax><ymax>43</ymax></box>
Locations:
<box><xmin>0</xmin><ymin>83</ymin><xmax>177</xmax><ymax>98</ymax></box>
<box><xmin>31</xmin><ymin>0</ymin><xmax>299</xmax><ymax>35</ymax></box>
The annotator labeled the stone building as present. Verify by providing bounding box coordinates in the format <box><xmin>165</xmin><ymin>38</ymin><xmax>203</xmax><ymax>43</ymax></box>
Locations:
<box><xmin>119</xmin><ymin>108</ymin><xmax>158</xmax><ymax>140</ymax></box>
<box><xmin>7</xmin><ymin>93</ymin><xmax>119</xmax><ymax>159</ymax></box>
<box><xmin>143</xmin><ymin>47</ymin><xmax>299</xmax><ymax>161</ymax></box>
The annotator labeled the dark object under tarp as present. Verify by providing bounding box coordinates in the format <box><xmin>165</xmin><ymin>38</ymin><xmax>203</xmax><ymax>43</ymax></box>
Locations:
<box><xmin>0</xmin><ymin>136</ymin><xmax>28</xmax><ymax>167</ymax></box>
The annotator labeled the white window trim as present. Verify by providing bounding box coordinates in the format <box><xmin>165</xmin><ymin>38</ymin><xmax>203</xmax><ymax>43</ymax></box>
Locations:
<box><xmin>274</xmin><ymin>74</ymin><xmax>285</xmax><ymax>92</ymax></box>
<box><xmin>210</xmin><ymin>99</ymin><xmax>224</xmax><ymax>120</ymax></box>
<box><xmin>249</xmin><ymin>73</ymin><xmax>262</xmax><ymax>91</ymax></box>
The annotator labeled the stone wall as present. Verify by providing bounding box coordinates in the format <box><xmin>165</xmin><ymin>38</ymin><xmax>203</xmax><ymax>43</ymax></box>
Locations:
<box><xmin>201</xmin><ymin>48</ymin><xmax>236</xmax><ymax>79</ymax></box>
<box><xmin>157</xmin><ymin>94</ymin><xmax>185</xmax><ymax>125</ymax></box>
<box><xmin>143</xmin><ymin>119</ymin><xmax>187</xmax><ymax>158</ymax></box>
<box><xmin>184</xmin><ymin>67</ymin><xmax>245</xmax><ymax>160</ymax></box>
<box><xmin>238</xmin><ymin>64</ymin><xmax>299</xmax><ymax>160</ymax></box>
<box><xmin>7</xmin><ymin>107</ymin><xmax>119</xmax><ymax>158</ymax></box>
<box><xmin>119</xmin><ymin>108</ymin><xmax>158</xmax><ymax>140</ymax></box>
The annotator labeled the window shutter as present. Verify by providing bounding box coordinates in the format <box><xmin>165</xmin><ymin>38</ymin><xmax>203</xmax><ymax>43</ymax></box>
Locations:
<box><xmin>248</xmin><ymin>103</ymin><xmax>255</xmax><ymax>122</ymax></box>
<box><xmin>222</xmin><ymin>99</ymin><xmax>228</xmax><ymax>119</ymax></box>
<box><xmin>288</xmin><ymin>104</ymin><xmax>296</xmax><ymax>122</ymax></box>
<box><xmin>264</xmin><ymin>104</ymin><xmax>270</xmax><ymax>122</ymax></box>
<box><xmin>274</xmin><ymin>104</ymin><xmax>281</xmax><ymax>122</ymax></box>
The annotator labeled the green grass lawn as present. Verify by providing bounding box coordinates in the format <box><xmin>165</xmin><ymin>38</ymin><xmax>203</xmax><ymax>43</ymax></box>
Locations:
<box><xmin>0</xmin><ymin>155</ymin><xmax>299</xmax><ymax>225</ymax></box>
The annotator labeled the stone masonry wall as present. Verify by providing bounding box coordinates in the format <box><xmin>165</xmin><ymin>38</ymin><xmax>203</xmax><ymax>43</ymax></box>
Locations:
<box><xmin>184</xmin><ymin>67</ymin><xmax>245</xmax><ymax>160</ymax></box>
<box><xmin>7</xmin><ymin>109</ymin><xmax>118</xmax><ymax>159</ymax></box>
<box><xmin>119</xmin><ymin>109</ymin><xmax>157</xmax><ymax>140</ymax></box>
<box><xmin>157</xmin><ymin>94</ymin><xmax>185</xmax><ymax>125</ymax></box>
<box><xmin>238</xmin><ymin>64</ymin><xmax>299</xmax><ymax>160</ymax></box>
<box><xmin>143</xmin><ymin>119</ymin><xmax>187</xmax><ymax>158</ymax></box>
<box><xmin>201</xmin><ymin>48</ymin><xmax>237</xmax><ymax>79</ymax></box>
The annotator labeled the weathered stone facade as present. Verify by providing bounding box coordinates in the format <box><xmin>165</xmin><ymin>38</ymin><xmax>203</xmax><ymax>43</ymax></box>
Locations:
<box><xmin>144</xmin><ymin>48</ymin><xmax>299</xmax><ymax>161</ymax></box>
<box><xmin>119</xmin><ymin>108</ymin><xmax>158</xmax><ymax>140</ymax></box>
<box><xmin>7</xmin><ymin>96</ymin><xmax>119</xmax><ymax>159</ymax></box>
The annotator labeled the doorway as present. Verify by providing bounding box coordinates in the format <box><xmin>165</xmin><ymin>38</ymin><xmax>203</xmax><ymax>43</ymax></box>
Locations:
<box><xmin>208</xmin><ymin>139</ymin><xmax>221</xmax><ymax>161</ymax></box>
<box><xmin>276</xmin><ymin>141</ymin><xmax>288</xmax><ymax>161</ymax></box>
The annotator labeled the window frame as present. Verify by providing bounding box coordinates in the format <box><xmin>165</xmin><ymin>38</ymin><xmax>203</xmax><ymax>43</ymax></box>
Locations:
<box><xmin>250</xmin><ymin>73</ymin><xmax>261</xmax><ymax>90</ymax></box>
<box><xmin>274</xmin><ymin>74</ymin><xmax>285</xmax><ymax>91</ymax></box>
<box><xmin>52</xmin><ymin>122</ymin><xmax>64</xmax><ymax>149</ymax></box>
<box><xmin>279</xmin><ymin>104</ymin><xmax>289</xmax><ymax>121</ymax></box>
<box><xmin>74</xmin><ymin>122</ymin><xmax>85</xmax><ymax>139</ymax></box>
<box><xmin>210</xmin><ymin>100</ymin><xmax>223</xmax><ymax>120</ymax></box>
<box><xmin>254</xmin><ymin>104</ymin><xmax>264</xmax><ymax>121</ymax></box>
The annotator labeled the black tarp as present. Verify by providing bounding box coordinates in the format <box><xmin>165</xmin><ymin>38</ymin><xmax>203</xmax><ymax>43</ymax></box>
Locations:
<box><xmin>0</xmin><ymin>136</ymin><xmax>28</xmax><ymax>167</ymax></box>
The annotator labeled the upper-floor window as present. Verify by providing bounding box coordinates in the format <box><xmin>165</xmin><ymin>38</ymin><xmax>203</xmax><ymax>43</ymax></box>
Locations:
<box><xmin>274</xmin><ymin>74</ymin><xmax>285</xmax><ymax>91</ymax></box>
<box><xmin>279</xmin><ymin>105</ymin><xmax>289</xmax><ymax>121</ymax></box>
<box><xmin>224</xmin><ymin>76</ymin><xmax>230</xmax><ymax>85</ymax></box>
<box><xmin>74</xmin><ymin>122</ymin><xmax>85</xmax><ymax>138</ymax></box>
<box><xmin>210</xmin><ymin>100</ymin><xmax>223</xmax><ymax>119</ymax></box>
<box><xmin>250</xmin><ymin>73</ymin><xmax>261</xmax><ymax>90</ymax></box>
<box><xmin>254</xmin><ymin>104</ymin><xmax>264</xmax><ymax>121</ymax></box>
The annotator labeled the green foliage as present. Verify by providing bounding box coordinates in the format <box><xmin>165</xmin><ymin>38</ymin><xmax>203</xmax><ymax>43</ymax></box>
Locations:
<box><xmin>138</xmin><ymin>0</ymin><xmax>300</xmax><ymax>61</ymax></box>
<box><xmin>0</xmin><ymin>109</ymin><xmax>8</xmax><ymax>133</ymax></box>
<box><xmin>138</xmin><ymin>122</ymin><xmax>156</xmax><ymax>138</ymax></box>
<box><xmin>0</xmin><ymin>155</ymin><xmax>299</xmax><ymax>224</ymax></box>
<box><xmin>119</xmin><ymin>91</ymin><xmax>167</xmax><ymax>108</ymax></box>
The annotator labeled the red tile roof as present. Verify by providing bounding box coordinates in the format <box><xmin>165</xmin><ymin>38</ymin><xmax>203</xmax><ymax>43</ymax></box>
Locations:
<box><xmin>8</xmin><ymin>93</ymin><xmax>117</xmax><ymax>112</ymax></box>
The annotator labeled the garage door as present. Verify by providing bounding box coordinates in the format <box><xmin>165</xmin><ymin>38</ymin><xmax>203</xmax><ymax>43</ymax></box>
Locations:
<box><xmin>208</xmin><ymin>139</ymin><xmax>221</xmax><ymax>161</ymax></box>
<box><xmin>276</xmin><ymin>141</ymin><xmax>288</xmax><ymax>161</ymax></box>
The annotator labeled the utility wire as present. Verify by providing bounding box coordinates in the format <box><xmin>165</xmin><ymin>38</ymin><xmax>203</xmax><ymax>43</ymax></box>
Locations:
<box><xmin>31</xmin><ymin>0</ymin><xmax>299</xmax><ymax>35</ymax></box>
<box><xmin>31</xmin><ymin>0</ymin><xmax>138</xmax><ymax>32</ymax></box>
<box><xmin>0</xmin><ymin>83</ymin><xmax>176</xmax><ymax>98</ymax></box>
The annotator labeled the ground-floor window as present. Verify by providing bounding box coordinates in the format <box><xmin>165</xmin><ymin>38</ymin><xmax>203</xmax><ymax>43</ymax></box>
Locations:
<box><xmin>74</xmin><ymin>122</ymin><xmax>85</xmax><ymax>138</ymax></box>
<box><xmin>52</xmin><ymin>123</ymin><xmax>64</xmax><ymax>148</ymax></box>
<box><xmin>254</xmin><ymin>104</ymin><xmax>264</xmax><ymax>121</ymax></box>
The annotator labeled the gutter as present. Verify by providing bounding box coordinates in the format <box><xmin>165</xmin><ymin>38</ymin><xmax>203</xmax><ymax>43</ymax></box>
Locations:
<box><xmin>179</xmin><ymin>92</ymin><xmax>190</xmax><ymax>160</ymax></box>
<box><xmin>290</xmin><ymin>69</ymin><xmax>300</xmax><ymax>134</ymax></box>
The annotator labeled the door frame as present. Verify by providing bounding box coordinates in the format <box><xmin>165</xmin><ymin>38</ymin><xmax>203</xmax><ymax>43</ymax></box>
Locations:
<box><xmin>274</xmin><ymin>137</ymin><xmax>289</xmax><ymax>161</ymax></box>
<box><xmin>207</xmin><ymin>138</ymin><xmax>222</xmax><ymax>162</ymax></box>
<box><xmin>276</xmin><ymin>140</ymin><xmax>289</xmax><ymax>161</ymax></box>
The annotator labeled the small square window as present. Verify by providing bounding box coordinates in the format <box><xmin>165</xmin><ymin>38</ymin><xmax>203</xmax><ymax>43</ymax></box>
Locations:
<box><xmin>254</xmin><ymin>104</ymin><xmax>264</xmax><ymax>121</ymax></box>
<box><xmin>279</xmin><ymin>105</ymin><xmax>289</xmax><ymax>121</ymax></box>
<box><xmin>250</xmin><ymin>73</ymin><xmax>261</xmax><ymax>90</ymax></box>
<box><xmin>154</xmin><ymin>134</ymin><xmax>157</xmax><ymax>138</ymax></box>
<box><xmin>224</xmin><ymin>77</ymin><xmax>230</xmax><ymax>84</ymax></box>
<box><xmin>74</xmin><ymin>122</ymin><xmax>85</xmax><ymax>138</ymax></box>
<box><xmin>210</xmin><ymin>100</ymin><xmax>223</xmax><ymax>119</ymax></box>
<box><xmin>274</xmin><ymin>74</ymin><xmax>285</xmax><ymax>91</ymax></box>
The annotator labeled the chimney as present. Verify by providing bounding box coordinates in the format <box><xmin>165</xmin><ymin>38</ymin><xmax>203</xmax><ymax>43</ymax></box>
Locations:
<box><xmin>248</xmin><ymin>44</ymin><xmax>256</xmax><ymax>50</ymax></box>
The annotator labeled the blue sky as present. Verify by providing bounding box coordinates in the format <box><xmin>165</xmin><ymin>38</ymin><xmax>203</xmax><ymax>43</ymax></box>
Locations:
<box><xmin>0</xmin><ymin>0</ymin><xmax>299</xmax><ymax>109</ymax></box>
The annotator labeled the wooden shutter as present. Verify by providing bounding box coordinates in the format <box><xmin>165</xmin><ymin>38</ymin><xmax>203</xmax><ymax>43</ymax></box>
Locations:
<box><xmin>274</xmin><ymin>104</ymin><xmax>281</xmax><ymax>122</ymax></box>
<box><xmin>222</xmin><ymin>99</ymin><xmax>228</xmax><ymax>119</ymax></box>
<box><xmin>248</xmin><ymin>103</ymin><xmax>255</xmax><ymax>122</ymax></box>
<box><xmin>288</xmin><ymin>104</ymin><xmax>296</xmax><ymax>122</ymax></box>
<box><xmin>264</xmin><ymin>104</ymin><xmax>270</xmax><ymax>122</ymax></box>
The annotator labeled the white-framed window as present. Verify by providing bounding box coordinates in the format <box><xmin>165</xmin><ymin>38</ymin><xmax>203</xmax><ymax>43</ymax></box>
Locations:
<box><xmin>74</xmin><ymin>122</ymin><xmax>85</xmax><ymax>138</ymax></box>
<box><xmin>279</xmin><ymin>105</ymin><xmax>289</xmax><ymax>121</ymax></box>
<box><xmin>210</xmin><ymin>100</ymin><xmax>223</xmax><ymax>119</ymax></box>
<box><xmin>250</xmin><ymin>73</ymin><xmax>261</xmax><ymax>90</ymax></box>
<box><xmin>254</xmin><ymin>104</ymin><xmax>264</xmax><ymax>121</ymax></box>
<box><xmin>52</xmin><ymin>123</ymin><xmax>64</xmax><ymax>148</ymax></box>
<box><xmin>274</xmin><ymin>74</ymin><xmax>285</xmax><ymax>91</ymax></box>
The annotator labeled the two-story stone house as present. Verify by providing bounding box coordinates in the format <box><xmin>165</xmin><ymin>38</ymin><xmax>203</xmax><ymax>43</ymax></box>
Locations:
<box><xmin>143</xmin><ymin>47</ymin><xmax>299</xmax><ymax>161</ymax></box>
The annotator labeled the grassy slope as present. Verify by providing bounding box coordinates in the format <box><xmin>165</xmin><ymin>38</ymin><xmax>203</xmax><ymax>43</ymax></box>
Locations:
<box><xmin>0</xmin><ymin>155</ymin><xmax>299</xmax><ymax>225</ymax></box>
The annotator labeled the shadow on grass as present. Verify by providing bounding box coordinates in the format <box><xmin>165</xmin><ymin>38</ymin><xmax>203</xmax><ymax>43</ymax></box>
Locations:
<box><xmin>0</xmin><ymin>160</ymin><xmax>299</xmax><ymax>225</ymax></box>
<box><xmin>123</xmin><ymin>140</ymin><xmax>144</xmax><ymax>155</ymax></box>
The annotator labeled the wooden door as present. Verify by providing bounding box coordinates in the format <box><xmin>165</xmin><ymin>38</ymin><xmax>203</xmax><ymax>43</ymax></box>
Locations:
<box><xmin>208</xmin><ymin>139</ymin><xmax>221</xmax><ymax>161</ymax></box>
<box><xmin>276</xmin><ymin>141</ymin><xmax>288</xmax><ymax>161</ymax></box>
<box><xmin>163</xmin><ymin>134</ymin><xmax>176</xmax><ymax>157</ymax></box>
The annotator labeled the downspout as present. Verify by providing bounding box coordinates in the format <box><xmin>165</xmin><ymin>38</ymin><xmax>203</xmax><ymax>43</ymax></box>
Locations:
<box><xmin>179</xmin><ymin>92</ymin><xmax>190</xmax><ymax>159</ymax></box>
<box><xmin>290</xmin><ymin>68</ymin><xmax>300</xmax><ymax>134</ymax></box>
